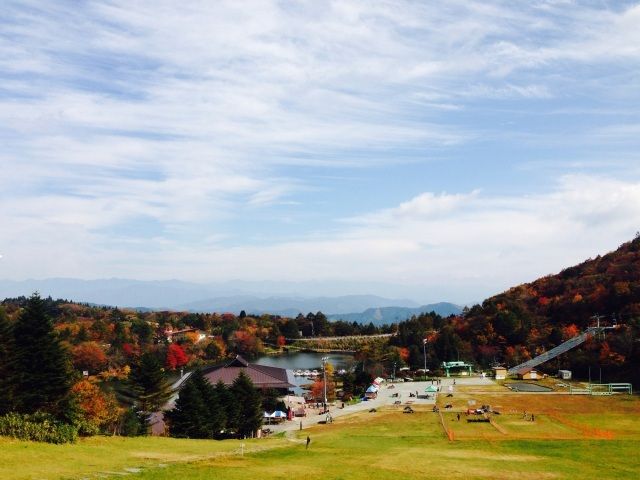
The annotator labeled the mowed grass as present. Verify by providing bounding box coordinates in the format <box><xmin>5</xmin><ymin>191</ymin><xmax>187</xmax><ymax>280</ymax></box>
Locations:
<box><xmin>126</xmin><ymin>407</ymin><xmax>640</xmax><ymax>480</ymax></box>
<box><xmin>0</xmin><ymin>434</ymin><xmax>287</xmax><ymax>480</ymax></box>
<box><xmin>2</xmin><ymin>393</ymin><xmax>640</xmax><ymax>479</ymax></box>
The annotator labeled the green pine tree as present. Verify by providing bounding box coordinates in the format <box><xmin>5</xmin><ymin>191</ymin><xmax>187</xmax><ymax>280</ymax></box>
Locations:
<box><xmin>165</xmin><ymin>371</ymin><xmax>210</xmax><ymax>438</ymax></box>
<box><xmin>213</xmin><ymin>379</ymin><xmax>232</xmax><ymax>438</ymax></box>
<box><xmin>12</xmin><ymin>293</ymin><xmax>74</xmax><ymax>420</ymax></box>
<box><xmin>119</xmin><ymin>352</ymin><xmax>173</xmax><ymax>433</ymax></box>
<box><xmin>0</xmin><ymin>306</ymin><xmax>16</xmax><ymax>415</ymax></box>
<box><xmin>230</xmin><ymin>371</ymin><xmax>263</xmax><ymax>438</ymax></box>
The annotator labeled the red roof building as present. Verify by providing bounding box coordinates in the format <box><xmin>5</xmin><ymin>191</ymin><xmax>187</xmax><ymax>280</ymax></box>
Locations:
<box><xmin>203</xmin><ymin>355</ymin><xmax>295</xmax><ymax>393</ymax></box>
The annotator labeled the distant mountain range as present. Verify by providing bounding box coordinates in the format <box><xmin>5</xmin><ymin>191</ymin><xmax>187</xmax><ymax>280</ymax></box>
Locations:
<box><xmin>0</xmin><ymin>278</ymin><xmax>459</xmax><ymax>319</ymax></box>
<box><xmin>327</xmin><ymin>303</ymin><xmax>462</xmax><ymax>325</ymax></box>
<box><xmin>176</xmin><ymin>294</ymin><xmax>420</xmax><ymax>317</ymax></box>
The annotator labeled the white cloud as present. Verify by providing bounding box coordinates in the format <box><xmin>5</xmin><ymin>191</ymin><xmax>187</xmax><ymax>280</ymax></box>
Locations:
<box><xmin>1</xmin><ymin>1</ymin><xmax>640</xmax><ymax>300</ymax></box>
<box><xmin>4</xmin><ymin>174</ymin><xmax>637</xmax><ymax>304</ymax></box>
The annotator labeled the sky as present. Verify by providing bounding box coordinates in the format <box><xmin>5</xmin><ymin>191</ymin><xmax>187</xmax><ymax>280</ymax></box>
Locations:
<box><xmin>1</xmin><ymin>0</ymin><xmax>640</xmax><ymax>304</ymax></box>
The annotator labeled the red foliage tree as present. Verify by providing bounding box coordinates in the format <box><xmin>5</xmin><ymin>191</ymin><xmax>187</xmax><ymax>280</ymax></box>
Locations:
<box><xmin>165</xmin><ymin>343</ymin><xmax>188</xmax><ymax>370</ymax></box>
<box><xmin>72</xmin><ymin>341</ymin><xmax>108</xmax><ymax>374</ymax></box>
<box><xmin>562</xmin><ymin>324</ymin><xmax>580</xmax><ymax>341</ymax></box>
<box><xmin>398</xmin><ymin>347</ymin><xmax>410</xmax><ymax>362</ymax></box>
<box><xmin>122</xmin><ymin>343</ymin><xmax>138</xmax><ymax>358</ymax></box>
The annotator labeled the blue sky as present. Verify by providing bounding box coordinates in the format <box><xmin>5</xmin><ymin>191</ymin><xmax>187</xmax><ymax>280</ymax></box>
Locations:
<box><xmin>1</xmin><ymin>1</ymin><xmax>640</xmax><ymax>303</ymax></box>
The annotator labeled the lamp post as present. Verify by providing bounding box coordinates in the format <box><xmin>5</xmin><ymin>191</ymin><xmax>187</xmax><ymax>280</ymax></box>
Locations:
<box><xmin>393</xmin><ymin>362</ymin><xmax>396</xmax><ymax>381</ymax></box>
<box><xmin>322</xmin><ymin>356</ymin><xmax>329</xmax><ymax>411</ymax></box>
<box><xmin>423</xmin><ymin>339</ymin><xmax>427</xmax><ymax>375</ymax></box>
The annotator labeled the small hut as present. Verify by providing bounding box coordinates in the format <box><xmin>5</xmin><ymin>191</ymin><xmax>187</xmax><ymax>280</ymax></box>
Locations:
<box><xmin>492</xmin><ymin>366</ymin><xmax>507</xmax><ymax>380</ymax></box>
<box><xmin>516</xmin><ymin>367</ymin><xmax>538</xmax><ymax>380</ymax></box>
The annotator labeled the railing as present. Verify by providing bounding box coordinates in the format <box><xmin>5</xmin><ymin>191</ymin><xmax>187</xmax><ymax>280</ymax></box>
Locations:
<box><xmin>507</xmin><ymin>327</ymin><xmax>601</xmax><ymax>375</ymax></box>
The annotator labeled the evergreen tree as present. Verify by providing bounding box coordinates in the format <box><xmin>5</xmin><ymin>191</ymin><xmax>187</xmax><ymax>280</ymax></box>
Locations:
<box><xmin>120</xmin><ymin>352</ymin><xmax>173</xmax><ymax>433</ymax></box>
<box><xmin>166</xmin><ymin>371</ymin><xmax>231</xmax><ymax>439</ymax></box>
<box><xmin>0</xmin><ymin>307</ymin><xmax>16</xmax><ymax>414</ymax></box>
<box><xmin>12</xmin><ymin>293</ymin><xmax>74</xmax><ymax>419</ymax></box>
<box><xmin>165</xmin><ymin>370</ymin><xmax>211</xmax><ymax>438</ymax></box>
<box><xmin>213</xmin><ymin>379</ymin><xmax>232</xmax><ymax>437</ymax></box>
<box><xmin>230</xmin><ymin>371</ymin><xmax>263</xmax><ymax>438</ymax></box>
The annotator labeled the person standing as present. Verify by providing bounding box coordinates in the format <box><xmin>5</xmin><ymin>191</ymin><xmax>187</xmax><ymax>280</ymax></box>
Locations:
<box><xmin>306</xmin><ymin>435</ymin><xmax>311</xmax><ymax>449</ymax></box>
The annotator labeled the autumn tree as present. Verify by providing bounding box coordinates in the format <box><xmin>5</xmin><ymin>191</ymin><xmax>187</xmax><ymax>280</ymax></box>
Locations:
<box><xmin>72</xmin><ymin>342</ymin><xmax>108</xmax><ymax>374</ymax></box>
<box><xmin>72</xmin><ymin>379</ymin><xmax>121</xmax><ymax>435</ymax></box>
<box><xmin>165</xmin><ymin>343</ymin><xmax>188</xmax><ymax>370</ymax></box>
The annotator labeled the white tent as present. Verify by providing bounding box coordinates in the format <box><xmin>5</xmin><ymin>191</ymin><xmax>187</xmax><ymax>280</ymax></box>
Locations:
<box><xmin>366</xmin><ymin>385</ymin><xmax>379</xmax><ymax>393</ymax></box>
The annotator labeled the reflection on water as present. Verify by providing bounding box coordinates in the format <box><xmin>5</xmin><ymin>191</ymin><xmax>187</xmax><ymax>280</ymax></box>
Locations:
<box><xmin>255</xmin><ymin>352</ymin><xmax>356</xmax><ymax>395</ymax></box>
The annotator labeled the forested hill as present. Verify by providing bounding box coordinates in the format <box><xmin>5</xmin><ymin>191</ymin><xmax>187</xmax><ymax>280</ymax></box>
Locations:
<box><xmin>328</xmin><ymin>302</ymin><xmax>462</xmax><ymax>326</ymax></box>
<box><xmin>460</xmin><ymin>236</ymin><xmax>640</xmax><ymax>381</ymax></box>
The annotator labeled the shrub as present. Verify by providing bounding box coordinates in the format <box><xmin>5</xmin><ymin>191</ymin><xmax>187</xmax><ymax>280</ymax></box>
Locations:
<box><xmin>0</xmin><ymin>412</ymin><xmax>78</xmax><ymax>444</ymax></box>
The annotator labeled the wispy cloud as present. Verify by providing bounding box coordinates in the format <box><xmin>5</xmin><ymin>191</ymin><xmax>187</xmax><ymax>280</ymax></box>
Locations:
<box><xmin>1</xmin><ymin>1</ymin><xmax>640</xmax><ymax>300</ymax></box>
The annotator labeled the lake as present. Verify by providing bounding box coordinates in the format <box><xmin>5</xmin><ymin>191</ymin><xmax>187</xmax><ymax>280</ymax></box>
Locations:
<box><xmin>255</xmin><ymin>351</ymin><xmax>355</xmax><ymax>395</ymax></box>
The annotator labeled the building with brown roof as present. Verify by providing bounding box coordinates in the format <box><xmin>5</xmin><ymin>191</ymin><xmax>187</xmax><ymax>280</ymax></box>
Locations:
<box><xmin>203</xmin><ymin>355</ymin><xmax>295</xmax><ymax>393</ymax></box>
<box><xmin>516</xmin><ymin>367</ymin><xmax>539</xmax><ymax>380</ymax></box>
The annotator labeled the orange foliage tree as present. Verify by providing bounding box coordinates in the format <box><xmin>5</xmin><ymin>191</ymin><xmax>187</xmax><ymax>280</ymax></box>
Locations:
<box><xmin>72</xmin><ymin>379</ymin><xmax>121</xmax><ymax>434</ymax></box>
<box><xmin>562</xmin><ymin>324</ymin><xmax>580</xmax><ymax>341</ymax></box>
<box><xmin>72</xmin><ymin>341</ymin><xmax>108</xmax><ymax>374</ymax></box>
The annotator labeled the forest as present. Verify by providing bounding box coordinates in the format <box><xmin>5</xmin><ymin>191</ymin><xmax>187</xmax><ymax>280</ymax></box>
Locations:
<box><xmin>1</xmin><ymin>236</ymin><xmax>639</xmax><ymax>441</ymax></box>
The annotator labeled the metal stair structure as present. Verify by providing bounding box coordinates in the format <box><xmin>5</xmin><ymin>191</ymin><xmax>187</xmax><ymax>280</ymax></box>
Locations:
<box><xmin>507</xmin><ymin>326</ymin><xmax>605</xmax><ymax>375</ymax></box>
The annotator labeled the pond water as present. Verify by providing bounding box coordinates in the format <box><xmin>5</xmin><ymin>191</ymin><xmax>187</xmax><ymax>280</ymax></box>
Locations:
<box><xmin>255</xmin><ymin>352</ymin><xmax>356</xmax><ymax>395</ymax></box>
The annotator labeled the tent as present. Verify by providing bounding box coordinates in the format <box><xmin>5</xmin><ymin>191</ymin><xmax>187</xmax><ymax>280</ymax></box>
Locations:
<box><xmin>425</xmin><ymin>385</ymin><xmax>438</xmax><ymax>393</ymax></box>
<box><xmin>264</xmin><ymin>411</ymin><xmax>287</xmax><ymax>423</ymax></box>
<box><xmin>373</xmin><ymin>377</ymin><xmax>384</xmax><ymax>386</ymax></box>
<box><xmin>366</xmin><ymin>385</ymin><xmax>379</xmax><ymax>393</ymax></box>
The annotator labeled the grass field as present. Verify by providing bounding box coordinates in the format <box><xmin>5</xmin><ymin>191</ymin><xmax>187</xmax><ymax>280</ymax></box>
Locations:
<box><xmin>2</xmin><ymin>390</ymin><xmax>640</xmax><ymax>479</ymax></box>
<box><xmin>0</xmin><ymin>434</ymin><xmax>287</xmax><ymax>479</ymax></box>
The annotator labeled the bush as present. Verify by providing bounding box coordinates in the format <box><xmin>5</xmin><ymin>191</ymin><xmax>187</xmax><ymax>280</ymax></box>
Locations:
<box><xmin>0</xmin><ymin>412</ymin><xmax>78</xmax><ymax>444</ymax></box>
<box><xmin>119</xmin><ymin>408</ymin><xmax>143</xmax><ymax>437</ymax></box>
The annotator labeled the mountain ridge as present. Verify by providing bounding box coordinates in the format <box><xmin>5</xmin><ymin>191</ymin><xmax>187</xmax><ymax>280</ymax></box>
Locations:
<box><xmin>328</xmin><ymin>302</ymin><xmax>462</xmax><ymax>325</ymax></box>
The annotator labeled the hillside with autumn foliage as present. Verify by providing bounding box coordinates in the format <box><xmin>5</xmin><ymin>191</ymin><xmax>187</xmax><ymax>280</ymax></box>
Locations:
<box><xmin>454</xmin><ymin>236</ymin><xmax>640</xmax><ymax>382</ymax></box>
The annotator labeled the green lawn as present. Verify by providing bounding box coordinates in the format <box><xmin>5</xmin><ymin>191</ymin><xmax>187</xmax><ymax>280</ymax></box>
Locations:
<box><xmin>126</xmin><ymin>411</ymin><xmax>640</xmax><ymax>480</ymax></box>
<box><xmin>2</xmin><ymin>395</ymin><xmax>640</xmax><ymax>480</ymax></box>
<box><xmin>0</xmin><ymin>434</ymin><xmax>287</xmax><ymax>480</ymax></box>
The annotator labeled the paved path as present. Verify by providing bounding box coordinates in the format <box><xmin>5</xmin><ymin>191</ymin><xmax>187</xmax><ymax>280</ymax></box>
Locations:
<box><xmin>266</xmin><ymin>376</ymin><xmax>496</xmax><ymax>434</ymax></box>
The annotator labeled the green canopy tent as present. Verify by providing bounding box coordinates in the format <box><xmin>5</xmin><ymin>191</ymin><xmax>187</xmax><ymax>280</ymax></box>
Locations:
<box><xmin>425</xmin><ymin>385</ymin><xmax>438</xmax><ymax>393</ymax></box>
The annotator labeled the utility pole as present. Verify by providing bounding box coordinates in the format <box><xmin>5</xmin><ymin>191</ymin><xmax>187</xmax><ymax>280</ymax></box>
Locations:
<box><xmin>393</xmin><ymin>362</ymin><xmax>396</xmax><ymax>381</ymax></box>
<box><xmin>423</xmin><ymin>339</ymin><xmax>427</xmax><ymax>374</ymax></box>
<box><xmin>322</xmin><ymin>356</ymin><xmax>329</xmax><ymax>412</ymax></box>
